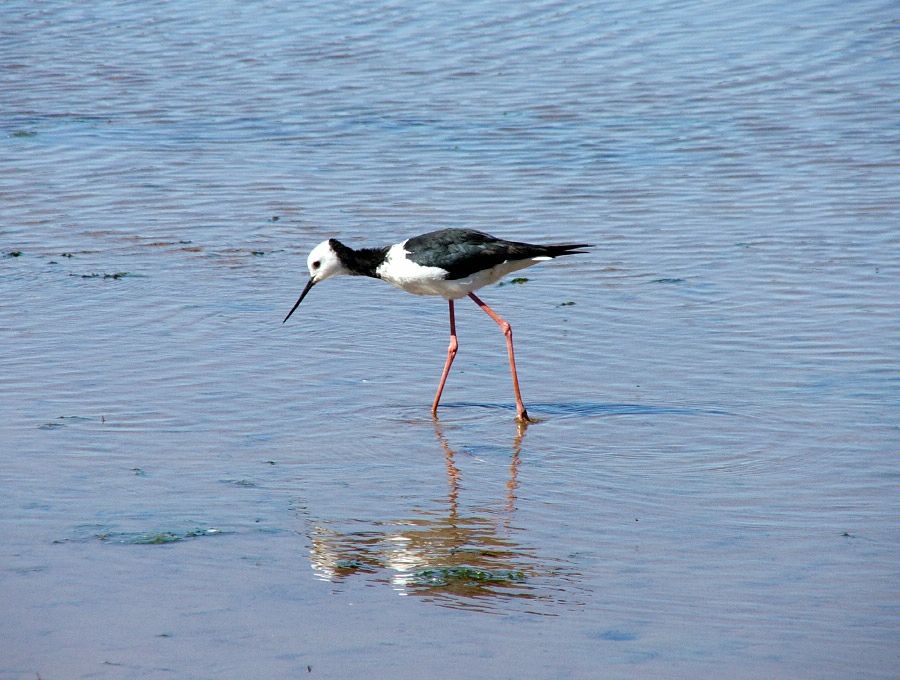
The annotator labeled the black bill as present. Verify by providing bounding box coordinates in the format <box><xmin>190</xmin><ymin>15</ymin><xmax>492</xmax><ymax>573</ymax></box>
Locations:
<box><xmin>283</xmin><ymin>277</ymin><xmax>316</xmax><ymax>323</ymax></box>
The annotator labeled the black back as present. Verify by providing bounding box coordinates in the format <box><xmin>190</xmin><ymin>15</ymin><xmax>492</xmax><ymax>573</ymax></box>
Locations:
<box><xmin>404</xmin><ymin>229</ymin><xmax>590</xmax><ymax>280</ymax></box>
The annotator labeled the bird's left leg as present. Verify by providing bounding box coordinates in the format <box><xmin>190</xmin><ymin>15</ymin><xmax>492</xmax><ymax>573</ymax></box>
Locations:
<box><xmin>431</xmin><ymin>299</ymin><xmax>459</xmax><ymax>417</ymax></box>
<box><xmin>467</xmin><ymin>292</ymin><xmax>531</xmax><ymax>423</ymax></box>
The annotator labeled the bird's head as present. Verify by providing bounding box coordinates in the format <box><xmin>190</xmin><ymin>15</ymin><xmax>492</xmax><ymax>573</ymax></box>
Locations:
<box><xmin>306</xmin><ymin>239</ymin><xmax>348</xmax><ymax>284</ymax></box>
<box><xmin>283</xmin><ymin>239</ymin><xmax>349</xmax><ymax>323</ymax></box>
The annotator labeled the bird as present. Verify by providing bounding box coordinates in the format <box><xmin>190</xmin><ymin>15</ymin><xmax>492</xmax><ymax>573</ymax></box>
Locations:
<box><xmin>283</xmin><ymin>228</ymin><xmax>590</xmax><ymax>422</ymax></box>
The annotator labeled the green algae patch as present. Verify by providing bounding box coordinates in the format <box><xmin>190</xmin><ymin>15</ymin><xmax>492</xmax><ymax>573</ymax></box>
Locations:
<box><xmin>411</xmin><ymin>566</ymin><xmax>526</xmax><ymax>586</ymax></box>
<box><xmin>220</xmin><ymin>478</ymin><xmax>259</xmax><ymax>488</ymax></box>
<box><xmin>334</xmin><ymin>559</ymin><xmax>366</xmax><ymax>571</ymax></box>
<box><xmin>97</xmin><ymin>528</ymin><xmax>223</xmax><ymax>545</ymax></box>
<box><xmin>498</xmin><ymin>277</ymin><xmax>530</xmax><ymax>286</ymax></box>
<box><xmin>79</xmin><ymin>272</ymin><xmax>131</xmax><ymax>280</ymax></box>
<box><xmin>39</xmin><ymin>415</ymin><xmax>101</xmax><ymax>429</ymax></box>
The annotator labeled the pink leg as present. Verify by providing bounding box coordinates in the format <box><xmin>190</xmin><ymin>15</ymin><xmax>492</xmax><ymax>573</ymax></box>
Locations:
<box><xmin>431</xmin><ymin>299</ymin><xmax>458</xmax><ymax>417</ymax></box>
<box><xmin>467</xmin><ymin>292</ymin><xmax>531</xmax><ymax>423</ymax></box>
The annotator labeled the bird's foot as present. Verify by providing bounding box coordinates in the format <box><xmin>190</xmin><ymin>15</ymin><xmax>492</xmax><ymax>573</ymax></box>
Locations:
<box><xmin>516</xmin><ymin>409</ymin><xmax>535</xmax><ymax>425</ymax></box>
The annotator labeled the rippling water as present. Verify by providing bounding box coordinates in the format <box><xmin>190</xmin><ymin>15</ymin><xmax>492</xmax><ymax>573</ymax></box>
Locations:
<box><xmin>1</xmin><ymin>1</ymin><xmax>895</xmax><ymax>678</ymax></box>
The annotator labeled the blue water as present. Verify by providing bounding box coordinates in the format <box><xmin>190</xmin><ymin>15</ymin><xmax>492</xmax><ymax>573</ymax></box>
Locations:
<box><xmin>1</xmin><ymin>1</ymin><xmax>896</xmax><ymax>678</ymax></box>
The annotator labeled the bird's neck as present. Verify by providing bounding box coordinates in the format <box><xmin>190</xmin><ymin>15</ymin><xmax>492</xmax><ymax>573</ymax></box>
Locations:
<box><xmin>329</xmin><ymin>239</ymin><xmax>388</xmax><ymax>278</ymax></box>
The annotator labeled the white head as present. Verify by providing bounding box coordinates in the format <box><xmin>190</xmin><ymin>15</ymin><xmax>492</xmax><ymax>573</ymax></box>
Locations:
<box><xmin>306</xmin><ymin>239</ymin><xmax>348</xmax><ymax>284</ymax></box>
<box><xmin>283</xmin><ymin>239</ymin><xmax>349</xmax><ymax>323</ymax></box>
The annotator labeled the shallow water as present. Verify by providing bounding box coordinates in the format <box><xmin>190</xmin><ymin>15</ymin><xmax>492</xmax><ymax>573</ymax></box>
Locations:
<box><xmin>1</xmin><ymin>1</ymin><xmax>896</xmax><ymax>678</ymax></box>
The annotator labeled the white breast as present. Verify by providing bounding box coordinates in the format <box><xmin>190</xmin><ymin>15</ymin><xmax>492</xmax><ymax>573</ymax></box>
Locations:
<box><xmin>376</xmin><ymin>242</ymin><xmax>451</xmax><ymax>296</ymax></box>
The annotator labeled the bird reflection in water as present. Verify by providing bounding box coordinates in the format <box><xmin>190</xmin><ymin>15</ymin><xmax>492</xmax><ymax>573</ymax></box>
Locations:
<box><xmin>307</xmin><ymin>422</ymin><xmax>577</xmax><ymax>613</ymax></box>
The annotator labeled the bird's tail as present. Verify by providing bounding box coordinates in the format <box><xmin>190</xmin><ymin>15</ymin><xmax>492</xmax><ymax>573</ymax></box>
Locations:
<box><xmin>540</xmin><ymin>242</ymin><xmax>592</xmax><ymax>258</ymax></box>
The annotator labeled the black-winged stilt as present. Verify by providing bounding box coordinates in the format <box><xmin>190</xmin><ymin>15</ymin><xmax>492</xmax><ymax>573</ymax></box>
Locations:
<box><xmin>283</xmin><ymin>228</ymin><xmax>590</xmax><ymax>422</ymax></box>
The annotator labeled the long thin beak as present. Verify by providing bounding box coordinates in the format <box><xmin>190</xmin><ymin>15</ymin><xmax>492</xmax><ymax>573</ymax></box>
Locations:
<box><xmin>283</xmin><ymin>277</ymin><xmax>316</xmax><ymax>323</ymax></box>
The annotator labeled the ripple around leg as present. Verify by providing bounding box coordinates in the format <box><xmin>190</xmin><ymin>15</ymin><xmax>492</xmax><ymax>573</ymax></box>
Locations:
<box><xmin>387</xmin><ymin>400</ymin><xmax>736</xmax><ymax>422</ymax></box>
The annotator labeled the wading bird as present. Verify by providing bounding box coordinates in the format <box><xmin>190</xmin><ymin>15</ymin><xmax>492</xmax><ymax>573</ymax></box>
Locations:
<box><xmin>283</xmin><ymin>228</ymin><xmax>590</xmax><ymax>422</ymax></box>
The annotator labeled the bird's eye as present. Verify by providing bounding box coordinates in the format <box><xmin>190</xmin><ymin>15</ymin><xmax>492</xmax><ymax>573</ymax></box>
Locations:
<box><xmin>312</xmin><ymin>260</ymin><xmax>321</xmax><ymax>269</ymax></box>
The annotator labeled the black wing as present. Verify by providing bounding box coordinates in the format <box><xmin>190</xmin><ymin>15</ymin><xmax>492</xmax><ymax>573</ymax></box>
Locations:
<box><xmin>404</xmin><ymin>229</ymin><xmax>590</xmax><ymax>280</ymax></box>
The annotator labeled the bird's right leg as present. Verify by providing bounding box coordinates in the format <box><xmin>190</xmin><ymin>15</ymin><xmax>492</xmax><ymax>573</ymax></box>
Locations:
<box><xmin>467</xmin><ymin>292</ymin><xmax>531</xmax><ymax>423</ymax></box>
<box><xmin>431</xmin><ymin>299</ymin><xmax>458</xmax><ymax>417</ymax></box>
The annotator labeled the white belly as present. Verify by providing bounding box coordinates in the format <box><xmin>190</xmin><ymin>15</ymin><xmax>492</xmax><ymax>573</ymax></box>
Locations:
<box><xmin>375</xmin><ymin>243</ymin><xmax>545</xmax><ymax>299</ymax></box>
